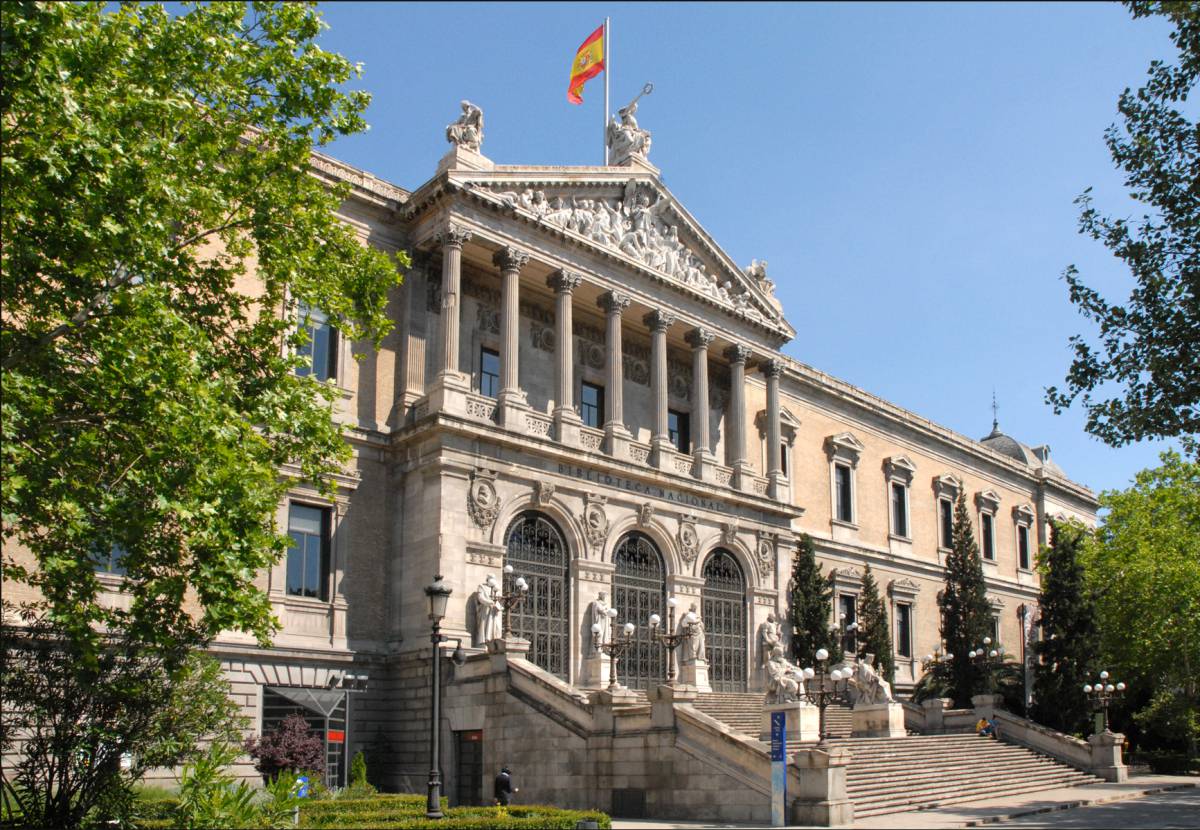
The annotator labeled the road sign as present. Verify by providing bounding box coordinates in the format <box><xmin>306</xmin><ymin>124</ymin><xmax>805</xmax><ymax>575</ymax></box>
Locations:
<box><xmin>770</xmin><ymin>710</ymin><xmax>786</xmax><ymax>827</ymax></box>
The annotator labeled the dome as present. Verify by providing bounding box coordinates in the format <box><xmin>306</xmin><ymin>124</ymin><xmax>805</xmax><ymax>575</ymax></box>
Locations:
<box><xmin>979</xmin><ymin>424</ymin><xmax>1039</xmax><ymax>466</ymax></box>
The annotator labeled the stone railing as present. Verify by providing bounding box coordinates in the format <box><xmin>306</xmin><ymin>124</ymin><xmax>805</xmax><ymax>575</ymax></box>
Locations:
<box><xmin>713</xmin><ymin>464</ymin><xmax>733</xmax><ymax>486</ymax></box>
<box><xmin>524</xmin><ymin>412</ymin><xmax>552</xmax><ymax>438</ymax></box>
<box><xmin>579</xmin><ymin>426</ymin><xmax>604</xmax><ymax>452</ymax></box>
<box><xmin>464</xmin><ymin>392</ymin><xmax>497</xmax><ymax>424</ymax></box>
<box><xmin>673</xmin><ymin>453</ymin><xmax>695</xmax><ymax>476</ymax></box>
<box><xmin>752</xmin><ymin>477</ymin><xmax>769</xmax><ymax>496</ymax></box>
<box><xmin>629</xmin><ymin>441</ymin><xmax>651</xmax><ymax>465</ymax></box>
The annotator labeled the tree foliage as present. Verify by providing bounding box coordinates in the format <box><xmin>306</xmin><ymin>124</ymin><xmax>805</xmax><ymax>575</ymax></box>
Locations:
<box><xmin>0</xmin><ymin>2</ymin><xmax>403</xmax><ymax>663</ymax></box>
<box><xmin>0</xmin><ymin>611</ymin><xmax>244</xmax><ymax>830</ymax></box>
<box><xmin>938</xmin><ymin>492</ymin><xmax>993</xmax><ymax>707</ymax></box>
<box><xmin>1046</xmin><ymin>1</ymin><xmax>1199</xmax><ymax>447</ymax></box>
<box><xmin>787</xmin><ymin>533</ymin><xmax>838</xmax><ymax>668</ymax></box>
<box><xmin>244</xmin><ymin>714</ymin><xmax>325</xmax><ymax>783</ymax></box>
<box><xmin>1084</xmin><ymin>450</ymin><xmax>1200</xmax><ymax>755</ymax></box>
<box><xmin>856</xmin><ymin>563</ymin><xmax>894</xmax><ymax>683</ymax></box>
<box><xmin>1031</xmin><ymin>520</ymin><xmax>1100</xmax><ymax>734</ymax></box>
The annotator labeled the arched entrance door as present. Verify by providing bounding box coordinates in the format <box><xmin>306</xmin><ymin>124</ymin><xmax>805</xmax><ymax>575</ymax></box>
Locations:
<box><xmin>504</xmin><ymin>512</ymin><xmax>569</xmax><ymax>679</ymax></box>
<box><xmin>702</xmin><ymin>549</ymin><xmax>747</xmax><ymax>692</ymax></box>
<box><xmin>612</xmin><ymin>533</ymin><xmax>666</xmax><ymax>690</ymax></box>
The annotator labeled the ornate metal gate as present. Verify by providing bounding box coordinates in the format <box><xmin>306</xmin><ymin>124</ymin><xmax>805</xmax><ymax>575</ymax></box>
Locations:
<box><xmin>504</xmin><ymin>512</ymin><xmax>568</xmax><ymax>680</ymax></box>
<box><xmin>612</xmin><ymin>533</ymin><xmax>666</xmax><ymax>690</ymax></box>
<box><xmin>702</xmin><ymin>549</ymin><xmax>747</xmax><ymax>692</ymax></box>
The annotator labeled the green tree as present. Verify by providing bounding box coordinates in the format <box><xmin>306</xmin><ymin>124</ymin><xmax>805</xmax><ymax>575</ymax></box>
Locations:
<box><xmin>0</xmin><ymin>1</ymin><xmax>402</xmax><ymax>665</ymax></box>
<box><xmin>1084</xmin><ymin>450</ymin><xmax>1200</xmax><ymax>756</ymax></box>
<box><xmin>856</xmin><ymin>564</ymin><xmax>894</xmax><ymax>683</ymax></box>
<box><xmin>787</xmin><ymin>533</ymin><xmax>838</xmax><ymax>668</ymax></box>
<box><xmin>939</xmin><ymin>492</ymin><xmax>993</xmax><ymax>707</ymax></box>
<box><xmin>1046</xmin><ymin>2</ymin><xmax>1199</xmax><ymax>447</ymax></box>
<box><xmin>1031</xmin><ymin>520</ymin><xmax>1100</xmax><ymax>734</ymax></box>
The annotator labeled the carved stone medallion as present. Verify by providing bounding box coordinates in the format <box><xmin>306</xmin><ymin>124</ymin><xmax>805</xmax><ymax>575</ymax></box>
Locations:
<box><xmin>678</xmin><ymin>517</ymin><xmax>699</xmax><ymax>566</ymax></box>
<box><xmin>757</xmin><ymin>536</ymin><xmax>775</xmax><ymax>580</ymax></box>
<box><xmin>584</xmin><ymin>496</ymin><xmax>609</xmax><ymax>551</ymax></box>
<box><xmin>468</xmin><ymin>470</ymin><xmax>499</xmax><ymax>530</ymax></box>
<box><xmin>534</xmin><ymin>480</ymin><xmax>555</xmax><ymax>506</ymax></box>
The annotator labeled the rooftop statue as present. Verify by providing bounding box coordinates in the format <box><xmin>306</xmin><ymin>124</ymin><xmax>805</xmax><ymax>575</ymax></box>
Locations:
<box><xmin>446</xmin><ymin>100</ymin><xmax>484</xmax><ymax>153</ymax></box>
<box><xmin>607</xmin><ymin>86</ymin><xmax>653</xmax><ymax>161</ymax></box>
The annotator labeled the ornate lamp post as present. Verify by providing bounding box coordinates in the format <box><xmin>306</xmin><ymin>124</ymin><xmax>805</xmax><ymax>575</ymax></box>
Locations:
<box><xmin>597</xmin><ymin>621</ymin><xmax>637</xmax><ymax>692</ymax></box>
<box><xmin>801</xmin><ymin>648</ymin><xmax>850</xmax><ymax>744</ymax></box>
<box><xmin>648</xmin><ymin>596</ymin><xmax>696</xmax><ymax>684</ymax></box>
<box><xmin>1084</xmin><ymin>671</ymin><xmax>1125</xmax><ymax>732</ymax></box>
<box><xmin>424</xmin><ymin>575</ymin><xmax>464</xmax><ymax>820</ymax></box>
<box><xmin>969</xmin><ymin>637</ymin><xmax>1001</xmax><ymax>693</ymax></box>
<box><xmin>499</xmin><ymin>564</ymin><xmax>529</xmax><ymax>638</ymax></box>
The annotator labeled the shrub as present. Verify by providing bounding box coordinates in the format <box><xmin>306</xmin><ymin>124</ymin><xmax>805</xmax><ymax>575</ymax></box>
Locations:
<box><xmin>349</xmin><ymin>751</ymin><xmax>368</xmax><ymax>787</ymax></box>
<box><xmin>296</xmin><ymin>795</ymin><xmax>610</xmax><ymax>829</ymax></box>
<box><xmin>244</xmin><ymin>715</ymin><xmax>324</xmax><ymax>782</ymax></box>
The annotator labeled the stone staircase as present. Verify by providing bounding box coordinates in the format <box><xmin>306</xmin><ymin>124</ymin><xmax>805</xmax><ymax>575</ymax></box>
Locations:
<box><xmin>692</xmin><ymin>691</ymin><xmax>854</xmax><ymax>738</ymax></box>
<box><xmin>831</xmin><ymin>733</ymin><xmax>1105</xmax><ymax>817</ymax></box>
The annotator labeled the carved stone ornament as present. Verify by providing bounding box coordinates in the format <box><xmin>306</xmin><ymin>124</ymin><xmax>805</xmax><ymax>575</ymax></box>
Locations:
<box><xmin>678</xmin><ymin>518</ymin><xmax>699</xmax><ymax>566</ymax></box>
<box><xmin>606</xmin><ymin>97</ymin><xmax>652</xmax><ymax>160</ymax></box>
<box><xmin>467</xmin><ymin>470</ymin><xmax>500</xmax><ymax>529</ymax></box>
<box><xmin>743</xmin><ymin>259</ymin><xmax>776</xmax><ymax>297</ymax></box>
<box><xmin>583</xmin><ymin>496</ymin><xmax>609</xmax><ymax>551</ymax></box>
<box><xmin>534</xmin><ymin>480</ymin><xmax>555</xmax><ymax>506</ymax></box>
<box><xmin>757</xmin><ymin>536</ymin><xmax>775</xmax><ymax>579</ymax></box>
<box><xmin>638</xmin><ymin>502</ymin><xmax>654</xmax><ymax>527</ymax></box>
<box><xmin>722</xmin><ymin>522</ymin><xmax>738</xmax><ymax>546</ymax></box>
<box><xmin>445</xmin><ymin>100</ymin><xmax>484</xmax><ymax>152</ymax></box>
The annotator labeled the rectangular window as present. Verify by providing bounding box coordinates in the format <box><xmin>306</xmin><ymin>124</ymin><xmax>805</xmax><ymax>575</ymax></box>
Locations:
<box><xmin>287</xmin><ymin>503</ymin><xmax>331</xmax><ymax>600</ymax></box>
<box><xmin>835</xmin><ymin>464</ymin><xmax>853</xmax><ymax>523</ymax></box>
<box><xmin>92</xmin><ymin>544</ymin><xmax>127</xmax><ymax>576</ymax></box>
<box><xmin>780</xmin><ymin>442</ymin><xmax>789</xmax><ymax>477</ymax></box>
<box><xmin>982</xmin><ymin>513</ymin><xmax>995</xmax><ymax>560</ymax></box>
<box><xmin>296</xmin><ymin>302</ymin><xmax>337</xmax><ymax>382</ymax></box>
<box><xmin>480</xmin><ymin>347</ymin><xmax>500</xmax><ymax>399</ymax></box>
<box><xmin>892</xmin><ymin>483</ymin><xmax>908</xmax><ymax>537</ymax></box>
<box><xmin>896</xmin><ymin>603</ymin><xmax>913</xmax><ymax>659</ymax></box>
<box><xmin>990</xmin><ymin>616</ymin><xmax>1000</xmax><ymax>644</ymax></box>
<box><xmin>840</xmin><ymin>594</ymin><xmax>857</xmax><ymax>653</ymax></box>
<box><xmin>580</xmin><ymin>382</ymin><xmax>604</xmax><ymax>428</ymax></box>
<box><xmin>668</xmin><ymin>409</ymin><xmax>690</xmax><ymax>453</ymax></box>
<box><xmin>1018</xmin><ymin>525</ymin><xmax>1031</xmax><ymax>570</ymax></box>
<box><xmin>940</xmin><ymin>498</ymin><xmax>954</xmax><ymax>549</ymax></box>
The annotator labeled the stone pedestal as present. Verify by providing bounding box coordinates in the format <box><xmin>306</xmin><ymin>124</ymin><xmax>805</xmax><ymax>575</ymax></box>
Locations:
<box><xmin>591</xmin><ymin>686</ymin><xmax>641</xmax><ymax>731</ymax></box>
<box><xmin>553</xmin><ymin>407</ymin><xmax>582</xmax><ymax>447</ymax></box>
<box><xmin>791</xmin><ymin>745</ymin><xmax>854</xmax><ymax>827</ymax></box>
<box><xmin>496</xmin><ymin>391</ymin><xmax>528</xmax><ymax>432</ymax></box>
<box><xmin>1088</xmin><ymin>730</ymin><xmax>1129</xmax><ymax>783</ymax></box>
<box><xmin>760</xmin><ymin>701</ymin><xmax>820</xmax><ymax>743</ymax></box>
<box><xmin>604</xmin><ymin>423</ymin><xmax>632</xmax><ymax>460</ymax></box>
<box><xmin>970</xmin><ymin>693</ymin><xmax>1005</xmax><ymax>721</ymax></box>
<box><xmin>579</xmin><ymin>651</ymin><xmax>612</xmax><ymax>690</ymax></box>
<box><xmin>851</xmin><ymin>702</ymin><xmax>905</xmax><ymax>738</ymax></box>
<box><xmin>486</xmin><ymin>636</ymin><xmax>530</xmax><ymax>674</ymax></box>
<box><xmin>436</xmin><ymin>145</ymin><xmax>494</xmax><ymax>173</ymax></box>
<box><xmin>677</xmin><ymin>657</ymin><xmax>712</xmax><ymax>693</ymax></box>
<box><xmin>921</xmin><ymin>698</ymin><xmax>951</xmax><ymax>734</ymax></box>
<box><xmin>651</xmin><ymin>683</ymin><xmax>698</xmax><ymax>728</ymax></box>
<box><xmin>426</xmin><ymin>373</ymin><xmax>470</xmax><ymax>418</ymax></box>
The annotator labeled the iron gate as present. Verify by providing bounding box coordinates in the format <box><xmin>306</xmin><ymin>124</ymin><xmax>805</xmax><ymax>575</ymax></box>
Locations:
<box><xmin>612</xmin><ymin>533</ymin><xmax>666</xmax><ymax>689</ymax></box>
<box><xmin>504</xmin><ymin>512</ymin><xmax>569</xmax><ymax>679</ymax></box>
<box><xmin>702</xmin><ymin>549</ymin><xmax>747</xmax><ymax>692</ymax></box>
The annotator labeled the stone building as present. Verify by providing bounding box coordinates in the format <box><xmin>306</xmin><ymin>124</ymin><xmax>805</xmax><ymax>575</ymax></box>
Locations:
<box><xmin>18</xmin><ymin>104</ymin><xmax>1099</xmax><ymax>815</ymax></box>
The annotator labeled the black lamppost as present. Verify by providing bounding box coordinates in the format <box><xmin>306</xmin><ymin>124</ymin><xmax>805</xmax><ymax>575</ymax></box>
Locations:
<box><xmin>969</xmin><ymin>637</ymin><xmax>1001</xmax><ymax>693</ymax></box>
<box><xmin>801</xmin><ymin>648</ymin><xmax>851</xmax><ymax>744</ymax></box>
<box><xmin>598</xmin><ymin>621</ymin><xmax>637</xmax><ymax>691</ymax></box>
<box><xmin>498</xmin><ymin>564</ymin><xmax>529</xmax><ymax>639</ymax></box>
<box><xmin>424</xmin><ymin>575</ymin><xmax>464</xmax><ymax>820</ymax></box>
<box><xmin>1084</xmin><ymin>671</ymin><xmax>1125</xmax><ymax>732</ymax></box>
<box><xmin>648</xmin><ymin>596</ymin><xmax>696</xmax><ymax>684</ymax></box>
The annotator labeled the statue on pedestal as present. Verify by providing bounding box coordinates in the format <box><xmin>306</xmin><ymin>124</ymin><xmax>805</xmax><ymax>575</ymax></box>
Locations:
<box><xmin>587</xmin><ymin>591</ymin><xmax>613</xmax><ymax>653</ymax></box>
<box><xmin>678</xmin><ymin>602</ymin><xmax>706</xmax><ymax>662</ymax></box>
<box><xmin>851</xmin><ymin>653</ymin><xmax>894</xmax><ymax>704</ymax></box>
<box><xmin>765</xmin><ymin>644</ymin><xmax>806</xmax><ymax>704</ymax></box>
<box><xmin>471</xmin><ymin>574</ymin><xmax>503</xmax><ymax>647</ymax></box>
<box><xmin>446</xmin><ymin>100</ymin><xmax>484</xmax><ymax>153</ymax></box>
<box><xmin>757</xmin><ymin>612</ymin><xmax>783</xmax><ymax>680</ymax></box>
<box><xmin>607</xmin><ymin>97</ymin><xmax>652</xmax><ymax>161</ymax></box>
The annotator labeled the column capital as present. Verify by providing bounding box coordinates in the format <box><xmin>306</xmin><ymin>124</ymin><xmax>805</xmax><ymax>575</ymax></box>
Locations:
<box><xmin>598</xmin><ymin>290</ymin><xmax>633</xmax><ymax>315</ymax></box>
<box><xmin>643</xmin><ymin>309</ymin><xmax>677</xmax><ymax>332</ymax></box>
<box><xmin>492</xmin><ymin>245</ymin><xmax>530</xmax><ymax>272</ymax></box>
<box><xmin>760</xmin><ymin>357</ymin><xmax>784</xmax><ymax>378</ymax></box>
<box><xmin>435</xmin><ymin>223</ymin><xmax>472</xmax><ymax>250</ymax></box>
<box><xmin>724</xmin><ymin>343</ymin><xmax>753</xmax><ymax>364</ymax></box>
<box><xmin>547</xmin><ymin>269</ymin><xmax>583</xmax><ymax>294</ymax></box>
<box><xmin>686</xmin><ymin>327</ymin><xmax>715</xmax><ymax>349</ymax></box>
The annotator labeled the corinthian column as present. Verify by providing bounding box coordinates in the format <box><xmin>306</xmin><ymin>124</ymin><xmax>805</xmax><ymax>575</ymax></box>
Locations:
<box><xmin>493</xmin><ymin>246</ymin><xmax>530</xmax><ymax>430</ymax></box>
<box><xmin>599</xmin><ymin>291</ymin><xmax>633</xmax><ymax>458</ymax></box>
<box><xmin>426</xmin><ymin>223</ymin><xmax>472</xmax><ymax>417</ymax></box>
<box><xmin>725</xmin><ymin>343</ymin><xmax>753</xmax><ymax>490</ymax></box>
<box><xmin>762</xmin><ymin>358</ymin><xmax>785</xmax><ymax>499</ymax></box>
<box><xmin>548</xmin><ymin>269</ymin><xmax>583</xmax><ymax>445</ymax></box>
<box><xmin>687</xmin><ymin>328</ymin><xmax>715</xmax><ymax>480</ymax></box>
<box><xmin>645</xmin><ymin>309</ymin><xmax>677</xmax><ymax>469</ymax></box>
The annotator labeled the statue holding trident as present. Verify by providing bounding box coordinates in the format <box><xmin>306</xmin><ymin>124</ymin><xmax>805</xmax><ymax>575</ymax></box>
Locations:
<box><xmin>607</xmin><ymin>83</ymin><xmax>653</xmax><ymax>161</ymax></box>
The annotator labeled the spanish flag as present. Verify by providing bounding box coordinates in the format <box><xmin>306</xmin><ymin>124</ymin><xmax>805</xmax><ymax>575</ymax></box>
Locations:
<box><xmin>567</xmin><ymin>24</ymin><xmax>605</xmax><ymax>104</ymax></box>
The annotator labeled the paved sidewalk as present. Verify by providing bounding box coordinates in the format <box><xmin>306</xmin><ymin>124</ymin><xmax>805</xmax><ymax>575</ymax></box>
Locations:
<box><xmin>610</xmin><ymin>775</ymin><xmax>1198</xmax><ymax>829</ymax></box>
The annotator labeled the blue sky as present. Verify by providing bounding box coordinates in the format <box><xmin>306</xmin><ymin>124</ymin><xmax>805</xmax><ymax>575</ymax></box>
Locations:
<box><xmin>312</xmin><ymin>1</ymin><xmax>1182</xmax><ymax>497</ymax></box>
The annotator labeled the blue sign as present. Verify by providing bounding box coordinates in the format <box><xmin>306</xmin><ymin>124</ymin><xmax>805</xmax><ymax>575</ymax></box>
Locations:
<box><xmin>770</xmin><ymin>710</ymin><xmax>786</xmax><ymax>827</ymax></box>
<box><xmin>295</xmin><ymin>775</ymin><xmax>310</xmax><ymax>799</ymax></box>
<box><xmin>770</xmin><ymin>710</ymin><xmax>786</xmax><ymax>762</ymax></box>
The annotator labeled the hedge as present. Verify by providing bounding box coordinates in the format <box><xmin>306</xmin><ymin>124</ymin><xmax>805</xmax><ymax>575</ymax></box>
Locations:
<box><xmin>299</xmin><ymin>796</ymin><xmax>610</xmax><ymax>829</ymax></box>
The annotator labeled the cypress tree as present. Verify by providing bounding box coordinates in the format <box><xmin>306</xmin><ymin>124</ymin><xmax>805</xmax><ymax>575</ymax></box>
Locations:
<box><xmin>939</xmin><ymin>491</ymin><xmax>992</xmax><ymax>707</ymax></box>
<box><xmin>788</xmin><ymin>533</ymin><xmax>839</xmax><ymax>667</ymax></box>
<box><xmin>857</xmin><ymin>563</ymin><xmax>895</xmax><ymax>683</ymax></box>
<box><xmin>1032</xmin><ymin>519</ymin><xmax>1099</xmax><ymax>734</ymax></box>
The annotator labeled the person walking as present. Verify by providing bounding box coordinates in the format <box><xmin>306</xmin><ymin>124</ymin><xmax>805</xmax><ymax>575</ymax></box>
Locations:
<box><xmin>494</xmin><ymin>765</ymin><xmax>518</xmax><ymax>807</ymax></box>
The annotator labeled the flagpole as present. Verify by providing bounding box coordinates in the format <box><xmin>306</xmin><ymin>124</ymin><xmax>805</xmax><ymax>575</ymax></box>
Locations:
<box><xmin>603</xmin><ymin>16</ymin><xmax>610</xmax><ymax>166</ymax></box>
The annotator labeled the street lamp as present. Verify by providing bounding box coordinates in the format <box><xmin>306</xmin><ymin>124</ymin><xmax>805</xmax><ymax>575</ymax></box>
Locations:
<box><xmin>648</xmin><ymin>597</ymin><xmax>695</xmax><ymax>684</ymax></box>
<box><xmin>423</xmin><ymin>575</ymin><xmax>464</xmax><ymax>820</ymax></box>
<box><xmin>498</xmin><ymin>564</ymin><xmax>529</xmax><ymax>638</ymax></box>
<box><xmin>968</xmin><ymin>637</ymin><xmax>1001</xmax><ymax>693</ymax></box>
<box><xmin>801</xmin><ymin>648</ymin><xmax>844</xmax><ymax>743</ymax></box>
<box><xmin>1083</xmin><ymin>670</ymin><xmax>1125</xmax><ymax>732</ymax></box>
<box><xmin>598</xmin><ymin>620</ymin><xmax>637</xmax><ymax>691</ymax></box>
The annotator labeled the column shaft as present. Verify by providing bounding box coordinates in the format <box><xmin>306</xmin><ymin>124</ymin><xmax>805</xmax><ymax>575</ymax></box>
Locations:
<box><xmin>599</xmin><ymin>292</ymin><xmax>632</xmax><ymax>453</ymax></box>
<box><xmin>436</xmin><ymin>225</ymin><xmax>471</xmax><ymax>379</ymax></box>
<box><xmin>764</xmin><ymin>358</ymin><xmax>785</xmax><ymax>500</ymax></box>
<box><xmin>725</xmin><ymin>344</ymin><xmax>752</xmax><ymax>471</ymax></box>
<box><xmin>687</xmin><ymin>328</ymin><xmax>714</xmax><ymax>457</ymax></box>
<box><xmin>493</xmin><ymin>247</ymin><xmax>530</xmax><ymax>401</ymax></box>
<box><xmin>549</xmin><ymin>270</ymin><xmax>583</xmax><ymax>442</ymax></box>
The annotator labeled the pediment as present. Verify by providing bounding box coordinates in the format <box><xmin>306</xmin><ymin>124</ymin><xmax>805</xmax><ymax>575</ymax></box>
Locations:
<box><xmin>446</xmin><ymin>169</ymin><xmax>793</xmax><ymax>340</ymax></box>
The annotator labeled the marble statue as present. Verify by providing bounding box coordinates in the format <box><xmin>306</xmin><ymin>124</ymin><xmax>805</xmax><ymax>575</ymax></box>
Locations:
<box><xmin>851</xmin><ymin>653</ymin><xmax>894</xmax><ymax>704</ymax></box>
<box><xmin>764</xmin><ymin>644</ymin><xmax>806</xmax><ymax>704</ymax></box>
<box><xmin>758</xmin><ymin>612</ymin><xmax>783</xmax><ymax>675</ymax></box>
<box><xmin>678</xmin><ymin>602</ymin><xmax>706</xmax><ymax>662</ymax></box>
<box><xmin>471</xmin><ymin>574</ymin><xmax>503</xmax><ymax>647</ymax></box>
<box><xmin>587</xmin><ymin>591</ymin><xmax>612</xmax><ymax>654</ymax></box>
<box><xmin>446</xmin><ymin>100</ymin><xmax>484</xmax><ymax>152</ymax></box>
<box><xmin>607</xmin><ymin>99</ymin><xmax>652</xmax><ymax>160</ymax></box>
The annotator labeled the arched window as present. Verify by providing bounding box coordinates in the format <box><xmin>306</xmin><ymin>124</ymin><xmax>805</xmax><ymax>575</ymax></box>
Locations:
<box><xmin>612</xmin><ymin>533</ymin><xmax>666</xmax><ymax>690</ymax></box>
<box><xmin>702</xmin><ymin>549</ymin><xmax>747</xmax><ymax>692</ymax></box>
<box><xmin>504</xmin><ymin>512</ymin><xmax>569</xmax><ymax>679</ymax></box>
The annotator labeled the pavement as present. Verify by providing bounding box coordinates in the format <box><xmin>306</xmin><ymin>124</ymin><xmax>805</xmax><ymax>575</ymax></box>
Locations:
<box><xmin>609</xmin><ymin>774</ymin><xmax>1199</xmax><ymax>829</ymax></box>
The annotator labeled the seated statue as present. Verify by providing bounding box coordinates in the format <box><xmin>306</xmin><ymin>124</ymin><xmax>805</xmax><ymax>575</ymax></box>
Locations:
<box><xmin>764</xmin><ymin>644</ymin><xmax>806</xmax><ymax>704</ymax></box>
<box><xmin>851</xmin><ymin>653</ymin><xmax>894</xmax><ymax>704</ymax></box>
<box><xmin>446</xmin><ymin>100</ymin><xmax>484</xmax><ymax>153</ymax></box>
